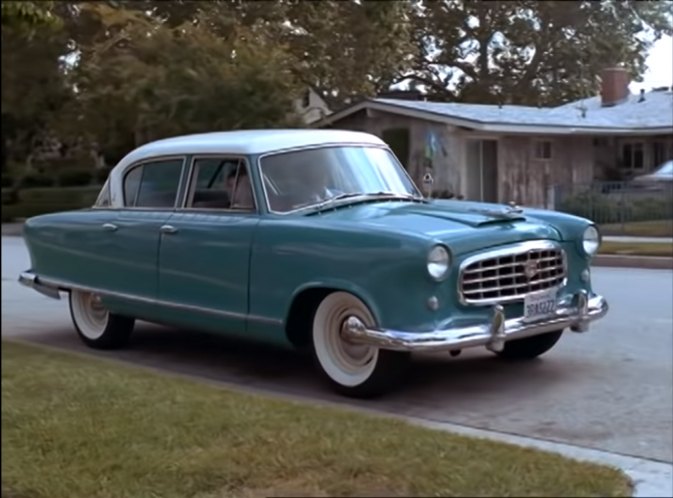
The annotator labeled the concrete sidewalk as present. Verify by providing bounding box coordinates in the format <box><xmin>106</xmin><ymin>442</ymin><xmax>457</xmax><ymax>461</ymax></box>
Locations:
<box><xmin>1</xmin><ymin>223</ymin><xmax>23</xmax><ymax>237</ymax></box>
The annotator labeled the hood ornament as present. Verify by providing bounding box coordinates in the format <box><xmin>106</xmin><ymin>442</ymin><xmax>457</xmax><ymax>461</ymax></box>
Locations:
<box><xmin>467</xmin><ymin>200</ymin><xmax>524</xmax><ymax>220</ymax></box>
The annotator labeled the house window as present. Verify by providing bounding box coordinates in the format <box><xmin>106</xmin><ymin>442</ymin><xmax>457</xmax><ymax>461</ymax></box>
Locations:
<box><xmin>301</xmin><ymin>90</ymin><xmax>311</xmax><ymax>108</ymax></box>
<box><xmin>621</xmin><ymin>142</ymin><xmax>645</xmax><ymax>171</ymax></box>
<box><xmin>653</xmin><ymin>141</ymin><xmax>666</xmax><ymax>168</ymax></box>
<box><xmin>533</xmin><ymin>140</ymin><xmax>552</xmax><ymax>160</ymax></box>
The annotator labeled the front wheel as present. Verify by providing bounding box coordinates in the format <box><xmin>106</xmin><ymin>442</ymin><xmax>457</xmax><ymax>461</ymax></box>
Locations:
<box><xmin>69</xmin><ymin>290</ymin><xmax>135</xmax><ymax>350</ymax></box>
<box><xmin>311</xmin><ymin>291</ymin><xmax>409</xmax><ymax>398</ymax></box>
<box><xmin>496</xmin><ymin>329</ymin><xmax>564</xmax><ymax>360</ymax></box>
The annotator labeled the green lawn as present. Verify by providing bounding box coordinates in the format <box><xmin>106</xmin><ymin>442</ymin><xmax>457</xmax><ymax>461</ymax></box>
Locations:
<box><xmin>600</xmin><ymin>219</ymin><xmax>673</xmax><ymax>238</ymax></box>
<box><xmin>1</xmin><ymin>340</ymin><xmax>631</xmax><ymax>498</ymax></box>
<box><xmin>599</xmin><ymin>241</ymin><xmax>673</xmax><ymax>257</ymax></box>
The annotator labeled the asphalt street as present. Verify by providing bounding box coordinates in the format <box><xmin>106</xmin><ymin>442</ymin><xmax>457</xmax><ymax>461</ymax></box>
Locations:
<box><xmin>2</xmin><ymin>235</ymin><xmax>672</xmax><ymax>463</ymax></box>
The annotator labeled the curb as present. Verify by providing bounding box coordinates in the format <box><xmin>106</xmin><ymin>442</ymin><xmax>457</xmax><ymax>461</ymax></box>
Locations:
<box><xmin>593</xmin><ymin>254</ymin><xmax>673</xmax><ymax>270</ymax></box>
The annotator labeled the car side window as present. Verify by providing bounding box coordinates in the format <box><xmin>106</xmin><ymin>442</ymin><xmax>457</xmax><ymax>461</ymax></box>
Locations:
<box><xmin>123</xmin><ymin>158</ymin><xmax>185</xmax><ymax>208</ymax></box>
<box><xmin>187</xmin><ymin>157</ymin><xmax>255</xmax><ymax>211</ymax></box>
<box><xmin>94</xmin><ymin>179</ymin><xmax>111</xmax><ymax>208</ymax></box>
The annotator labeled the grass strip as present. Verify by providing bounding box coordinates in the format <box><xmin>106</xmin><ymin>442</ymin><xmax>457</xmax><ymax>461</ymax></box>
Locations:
<box><xmin>599</xmin><ymin>241</ymin><xmax>673</xmax><ymax>257</ymax></box>
<box><xmin>2</xmin><ymin>340</ymin><xmax>631</xmax><ymax>498</ymax></box>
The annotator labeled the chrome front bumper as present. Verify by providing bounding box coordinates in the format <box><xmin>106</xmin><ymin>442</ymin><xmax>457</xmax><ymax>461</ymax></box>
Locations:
<box><xmin>341</xmin><ymin>291</ymin><xmax>608</xmax><ymax>353</ymax></box>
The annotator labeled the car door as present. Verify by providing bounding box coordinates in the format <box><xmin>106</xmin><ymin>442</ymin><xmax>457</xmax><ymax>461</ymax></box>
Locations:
<box><xmin>103</xmin><ymin>156</ymin><xmax>187</xmax><ymax>300</ymax></box>
<box><xmin>157</xmin><ymin>156</ymin><xmax>260</xmax><ymax>335</ymax></box>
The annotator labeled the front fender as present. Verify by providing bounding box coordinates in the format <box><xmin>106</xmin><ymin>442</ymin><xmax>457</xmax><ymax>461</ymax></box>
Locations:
<box><xmin>287</xmin><ymin>279</ymin><xmax>385</xmax><ymax>326</ymax></box>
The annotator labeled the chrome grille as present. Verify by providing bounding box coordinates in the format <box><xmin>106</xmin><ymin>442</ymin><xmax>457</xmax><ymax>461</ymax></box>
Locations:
<box><xmin>459</xmin><ymin>244</ymin><xmax>566</xmax><ymax>304</ymax></box>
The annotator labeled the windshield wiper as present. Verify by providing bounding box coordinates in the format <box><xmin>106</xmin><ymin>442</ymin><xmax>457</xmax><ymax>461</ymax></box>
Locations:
<box><xmin>368</xmin><ymin>191</ymin><xmax>423</xmax><ymax>200</ymax></box>
<box><xmin>303</xmin><ymin>191</ymin><xmax>426</xmax><ymax>214</ymax></box>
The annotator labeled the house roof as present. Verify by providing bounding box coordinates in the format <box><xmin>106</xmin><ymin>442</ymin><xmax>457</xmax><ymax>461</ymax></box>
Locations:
<box><xmin>311</xmin><ymin>90</ymin><xmax>673</xmax><ymax>135</ymax></box>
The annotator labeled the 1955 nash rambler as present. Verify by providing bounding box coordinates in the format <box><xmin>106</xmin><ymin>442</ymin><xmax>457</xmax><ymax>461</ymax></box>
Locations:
<box><xmin>19</xmin><ymin>129</ymin><xmax>608</xmax><ymax>397</ymax></box>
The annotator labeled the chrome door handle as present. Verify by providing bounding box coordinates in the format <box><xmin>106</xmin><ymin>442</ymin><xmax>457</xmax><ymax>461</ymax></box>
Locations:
<box><xmin>160</xmin><ymin>225</ymin><xmax>178</xmax><ymax>234</ymax></box>
<box><xmin>102</xmin><ymin>223</ymin><xmax>118</xmax><ymax>232</ymax></box>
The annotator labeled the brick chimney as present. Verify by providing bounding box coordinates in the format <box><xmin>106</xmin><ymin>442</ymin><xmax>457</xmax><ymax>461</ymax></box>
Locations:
<box><xmin>600</xmin><ymin>67</ymin><xmax>630</xmax><ymax>107</ymax></box>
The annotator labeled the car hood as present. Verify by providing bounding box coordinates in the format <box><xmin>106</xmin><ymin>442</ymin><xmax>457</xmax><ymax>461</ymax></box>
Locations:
<box><xmin>309</xmin><ymin>199</ymin><xmax>561</xmax><ymax>255</ymax></box>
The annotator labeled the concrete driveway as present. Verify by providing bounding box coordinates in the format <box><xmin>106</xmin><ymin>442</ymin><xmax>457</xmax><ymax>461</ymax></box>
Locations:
<box><xmin>2</xmin><ymin>235</ymin><xmax>672</xmax><ymax>463</ymax></box>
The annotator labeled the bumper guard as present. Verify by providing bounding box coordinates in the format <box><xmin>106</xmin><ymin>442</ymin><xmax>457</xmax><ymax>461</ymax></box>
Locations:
<box><xmin>341</xmin><ymin>291</ymin><xmax>608</xmax><ymax>353</ymax></box>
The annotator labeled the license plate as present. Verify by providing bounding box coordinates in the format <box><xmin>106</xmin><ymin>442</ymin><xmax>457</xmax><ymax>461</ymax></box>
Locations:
<box><xmin>523</xmin><ymin>289</ymin><xmax>558</xmax><ymax>322</ymax></box>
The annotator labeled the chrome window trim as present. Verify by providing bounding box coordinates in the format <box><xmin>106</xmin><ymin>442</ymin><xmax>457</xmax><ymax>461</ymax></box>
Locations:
<box><xmin>457</xmin><ymin>239</ymin><xmax>568</xmax><ymax>306</ymax></box>
<box><xmin>120</xmin><ymin>155</ymin><xmax>188</xmax><ymax>209</ymax></box>
<box><xmin>256</xmin><ymin>143</ymin><xmax>423</xmax><ymax>216</ymax></box>
<box><xmin>180</xmin><ymin>154</ymin><xmax>260</xmax><ymax>214</ymax></box>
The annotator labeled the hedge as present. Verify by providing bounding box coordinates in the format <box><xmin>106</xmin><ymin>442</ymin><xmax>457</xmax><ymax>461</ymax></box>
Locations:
<box><xmin>2</xmin><ymin>186</ymin><xmax>102</xmax><ymax>222</ymax></box>
<box><xmin>1</xmin><ymin>175</ymin><xmax>14</xmax><ymax>188</ymax></box>
<box><xmin>58</xmin><ymin>169</ymin><xmax>93</xmax><ymax>187</ymax></box>
<box><xmin>558</xmin><ymin>190</ymin><xmax>673</xmax><ymax>224</ymax></box>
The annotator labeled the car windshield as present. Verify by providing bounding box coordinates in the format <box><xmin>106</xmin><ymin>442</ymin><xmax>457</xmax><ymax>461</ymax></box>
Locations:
<box><xmin>259</xmin><ymin>145</ymin><xmax>422</xmax><ymax>213</ymax></box>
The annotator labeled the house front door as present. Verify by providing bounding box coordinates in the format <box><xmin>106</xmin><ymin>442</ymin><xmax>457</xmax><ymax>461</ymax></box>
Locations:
<box><xmin>465</xmin><ymin>139</ymin><xmax>499</xmax><ymax>203</ymax></box>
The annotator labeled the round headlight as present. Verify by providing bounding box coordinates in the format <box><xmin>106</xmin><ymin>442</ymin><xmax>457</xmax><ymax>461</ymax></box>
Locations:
<box><xmin>427</xmin><ymin>245</ymin><xmax>451</xmax><ymax>281</ymax></box>
<box><xmin>582</xmin><ymin>225</ymin><xmax>600</xmax><ymax>256</ymax></box>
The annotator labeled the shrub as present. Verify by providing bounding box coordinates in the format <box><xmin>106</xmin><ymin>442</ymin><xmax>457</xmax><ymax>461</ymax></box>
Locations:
<box><xmin>58</xmin><ymin>169</ymin><xmax>93</xmax><ymax>187</ymax></box>
<box><xmin>2</xmin><ymin>188</ymin><xmax>18</xmax><ymax>205</ymax></box>
<box><xmin>1</xmin><ymin>202</ymin><xmax>87</xmax><ymax>222</ymax></box>
<box><xmin>558</xmin><ymin>190</ymin><xmax>673</xmax><ymax>224</ymax></box>
<box><xmin>1</xmin><ymin>175</ymin><xmax>14</xmax><ymax>188</ymax></box>
<box><xmin>18</xmin><ymin>186</ymin><xmax>101</xmax><ymax>206</ymax></box>
<box><xmin>20</xmin><ymin>175</ymin><xmax>54</xmax><ymax>188</ymax></box>
<box><xmin>96</xmin><ymin>168</ymin><xmax>112</xmax><ymax>184</ymax></box>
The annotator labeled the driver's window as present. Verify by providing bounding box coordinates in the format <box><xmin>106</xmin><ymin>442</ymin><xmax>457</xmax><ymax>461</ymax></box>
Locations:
<box><xmin>187</xmin><ymin>157</ymin><xmax>255</xmax><ymax>211</ymax></box>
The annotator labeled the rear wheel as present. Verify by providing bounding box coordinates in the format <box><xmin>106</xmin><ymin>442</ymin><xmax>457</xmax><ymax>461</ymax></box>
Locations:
<box><xmin>69</xmin><ymin>290</ymin><xmax>135</xmax><ymax>350</ymax></box>
<box><xmin>496</xmin><ymin>330</ymin><xmax>564</xmax><ymax>360</ymax></box>
<box><xmin>311</xmin><ymin>291</ymin><xmax>409</xmax><ymax>398</ymax></box>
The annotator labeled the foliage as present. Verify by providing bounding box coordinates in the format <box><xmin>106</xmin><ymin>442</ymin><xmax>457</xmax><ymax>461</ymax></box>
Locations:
<box><xmin>558</xmin><ymin>190</ymin><xmax>673</xmax><ymax>224</ymax></box>
<box><xmin>405</xmin><ymin>0</ymin><xmax>673</xmax><ymax>105</ymax></box>
<box><xmin>1</xmin><ymin>1</ymin><xmax>60</xmax><ymax>34</ymax></box>
<box><xmin>19</xmin><ymin>175</ymin><xmax>54</xmax><ymax>189</ymax></box>
<box><xmin>2</xmin><ymin>0</ymin><xmax>672</xmax><ymax>172</ymax></box>
<box><xmin>1</xmin><ymin>2</ymin><xmax>71</xmax><ymax>172</ymax></box>
<box><xmin>1</xmin><ymin>175</ymin><xmax>14</xmax><ymax>188</ymax></box>
<box><xmin>57</xmin><ymin>169</ymin><xmax>93</xmax><ymax>187</ymax></box>
<box><xmin>1</xmin><ymin>186</ymin><xmax>101</xmax><ymax>221</ymax></box>
<box><xmin>69</xmin><ymin>2</ymin><xmax>303</xmax><ymax>152</ymax></box>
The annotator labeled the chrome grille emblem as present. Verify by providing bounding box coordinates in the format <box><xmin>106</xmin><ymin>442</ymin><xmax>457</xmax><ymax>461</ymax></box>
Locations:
<box><xmin>523</xmin><ymin>260</ymin><xmax>539</xmax><ymax>280</ymax></box>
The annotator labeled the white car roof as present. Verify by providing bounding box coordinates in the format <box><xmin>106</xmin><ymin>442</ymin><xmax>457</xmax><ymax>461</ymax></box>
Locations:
<box><xmin>104</xmin><ymin>129</ymin><xmax>387</xmax><ymax>209</ymax></box>
<box><xmin>115</xmin><ymin>129</ymin><xmax>386</xmax><ymax>169</ymax></box>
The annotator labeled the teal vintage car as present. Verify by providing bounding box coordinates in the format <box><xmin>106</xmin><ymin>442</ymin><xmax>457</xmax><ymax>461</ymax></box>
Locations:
<box><xmin>19</xmin><ymin>129</ymin><xmax>608</xmax><ymax>397</ymax></box>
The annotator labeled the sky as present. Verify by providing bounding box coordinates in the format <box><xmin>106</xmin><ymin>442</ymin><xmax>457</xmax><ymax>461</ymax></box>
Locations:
<box><xmin>629</xmin><ymin>34</ymin><xmax>673</xmax><ymax>92</ymax></box>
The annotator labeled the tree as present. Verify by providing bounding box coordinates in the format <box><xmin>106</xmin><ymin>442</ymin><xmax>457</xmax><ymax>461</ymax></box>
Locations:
<box><xmin>67</xmin><ymin>2</ymin><xmax>303</xmax><ymax>161</ymax></box>
<box><xmin>404</xmin><ymin>0</ymin><xmax>673</xmax><ymax>106</ymax></box>
<box><xmin>1</xmin><ymin>1</ymin><xmax>71</xmax><ymax>172</ymax></box>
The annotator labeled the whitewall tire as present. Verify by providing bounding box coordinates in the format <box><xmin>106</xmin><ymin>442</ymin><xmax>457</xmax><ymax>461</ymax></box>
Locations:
<box><xmin>311</xmin><ymin>291</ymin><xmax>409</xmax><ymax>398</ymax></box>
<box><xmin>69</xmin><ymin>290</ymin><xmax>135</xmax><ymax>349</ymax></box>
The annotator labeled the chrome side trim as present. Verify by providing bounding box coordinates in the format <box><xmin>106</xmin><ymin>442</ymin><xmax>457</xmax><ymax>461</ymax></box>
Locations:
<box><xmin>342</xmin><ymin>290</ymin><xmax>608</xmax><ymax>353</ymax></box>
<box><xmin>457</xmin><ymin>240</ymin><xmax>568</xmax><ymax>305</ymax></box>
<box><xmin>18</xmin><ymin>271</ymin><xmax>282</xmax><ymax>326</ymax></box>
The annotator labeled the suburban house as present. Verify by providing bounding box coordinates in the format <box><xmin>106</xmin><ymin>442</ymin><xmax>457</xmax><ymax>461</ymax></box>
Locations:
<box><xmin>294</xmin><ymin>87</ymin><xmax>332</xmax><ymax>125</ymax></box>
<box><xmin>310</xmin><ymin>68</ymin><xmax>673</xmax><ymax>208</ymax></box>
